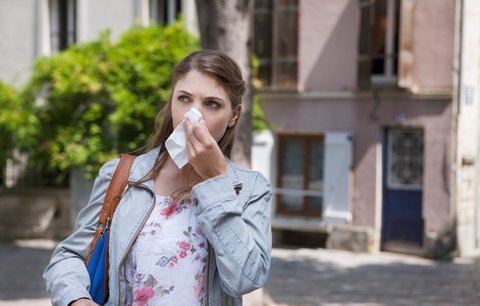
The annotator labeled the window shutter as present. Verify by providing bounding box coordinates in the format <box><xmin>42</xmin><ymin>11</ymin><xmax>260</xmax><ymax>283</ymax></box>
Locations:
<box><xmin>357</xmin><ymin>0</ymin><xmax>372</xmax><ymax>89</ymax></box>
<box><xmin>323</xmin><ymin>132</ymin><xmax>352</xmax><ymax>223</ymax></box>
<box><xmin>398</xmin><ymin>0</ymin><xmax>415</xmax><ymax>89</ymax></box>
<box><xmin>251</xmin><ymin>130</ymin><xmax>274</xmax><ymax>183</ymax></box>
<box><xmin>39</xmin><ymin>0</ymin><xmax>52</xmax><ymax>56</ymax></box>
<box><xmin>138</xmin><ymin>0</ymin><xmax>149</xmax><ymax>26</ymax></box>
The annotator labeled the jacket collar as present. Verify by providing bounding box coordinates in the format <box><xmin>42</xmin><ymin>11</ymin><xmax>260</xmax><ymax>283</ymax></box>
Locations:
<box><xmin>127</xmin><ymin>145</ymin><xmax>241</xmax><ymax>192</ymax></box>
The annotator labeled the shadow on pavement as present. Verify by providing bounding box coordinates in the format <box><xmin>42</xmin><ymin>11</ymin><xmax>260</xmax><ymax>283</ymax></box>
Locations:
<box><xmin>264</xmin><ymin>249</ymin><xmax>480</xmax><ymax>306</ymax></box>
<box><xmin>0</xmin><ymin>241</ymin><xmax>55</xmax><ymax>300</ymax></box>
<box><xmin>2</xmin><ymin>241</ymin><xmax>480</xmax><ymax>306</ymax></box>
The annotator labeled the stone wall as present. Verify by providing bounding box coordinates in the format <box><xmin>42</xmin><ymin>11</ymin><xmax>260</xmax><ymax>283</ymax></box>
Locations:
<box><xmin>0</xmin><ymin>189</ymin><xmax>72</xmax><ymax>240</ymax></box>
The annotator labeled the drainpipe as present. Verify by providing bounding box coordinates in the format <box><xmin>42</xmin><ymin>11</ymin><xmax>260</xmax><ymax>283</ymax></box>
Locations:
<box><xmin>473</xmin><ymin>0</ymin><xmax>480</xmax><ymax>250</ymax></box>
<box><xmin>451</xmin><ymin>0</ymin><xmax>464</xmax><ymax>255</ymax></box>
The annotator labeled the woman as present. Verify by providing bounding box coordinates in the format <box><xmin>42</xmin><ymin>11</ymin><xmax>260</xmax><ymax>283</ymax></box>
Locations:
<box><xmin>44</xmin><ymin>50</ymin><xmax>272</xmax><ymax>306</ymax></box>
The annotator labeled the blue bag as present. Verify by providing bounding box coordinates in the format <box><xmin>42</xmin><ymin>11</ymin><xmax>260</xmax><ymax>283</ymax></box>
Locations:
<box><xmin>86</xmin><ymin>230</ymin><xmax>109</xmax><ymax>304</ymax></box>
<box><xmin>84</xmin><ymin>154</ymin><xmax>135</xmax><ymax>305</ymax></box>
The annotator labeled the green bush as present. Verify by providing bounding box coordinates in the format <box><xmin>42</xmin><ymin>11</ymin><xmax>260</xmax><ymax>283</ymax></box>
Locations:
<box><xmin>19</xmin><ymin>22</ymin><xmax>199</xmax><ymax>178</ymax></box>
<box><xmin>251</xmin><ymin>55</ymin><xmax>270</xmax><ymax>132</ymax></box>
<box><xmin>0</xmin><ymin>81</ymin><xmax>20</xmax><ymax>171</ymax></box>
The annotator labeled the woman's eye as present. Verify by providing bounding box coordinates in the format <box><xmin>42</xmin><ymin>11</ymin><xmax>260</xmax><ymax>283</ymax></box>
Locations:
<box><xmin>178</xmin><ymin>95</ymin><xmax>190</xmax><ymax>102</ymax></box>
<box><xmin>206</xmin><ymin>100</ymin><xmax>221</xmax><ymax>108</ymax></box>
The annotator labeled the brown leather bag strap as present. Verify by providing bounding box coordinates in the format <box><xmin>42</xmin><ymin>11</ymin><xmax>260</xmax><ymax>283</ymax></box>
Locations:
<box><xmin>97</xmin><ymin>154</ymin><xmax>136</xmax><ymax>227</ymax></box>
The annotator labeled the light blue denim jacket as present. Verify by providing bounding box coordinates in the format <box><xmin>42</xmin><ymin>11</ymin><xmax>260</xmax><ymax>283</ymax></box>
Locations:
<box><xmin>44</xmin><ymin>146</ymin><xmax>272</xmax><ymax>306</ymax></box>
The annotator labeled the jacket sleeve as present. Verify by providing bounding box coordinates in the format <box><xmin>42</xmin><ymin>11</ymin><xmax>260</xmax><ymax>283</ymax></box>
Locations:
<box><xmin>192</xmin><ymin>171</ymin><xmax>273</xmax><ymax>296</ymax></box>
<box><xmin>43</xmin><ymin>158</ymin><xmax>119</xmax><ymax>306</ymax></box>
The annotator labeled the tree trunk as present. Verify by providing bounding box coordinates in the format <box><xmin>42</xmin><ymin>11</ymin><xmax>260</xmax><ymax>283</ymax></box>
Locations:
<box><xmin>195</xmin><ymin>3</ymin><xmax>265</xmax><ymax>305</ymax></box>
<box><xmin>195</xmin><ymin>0</ymin><xmax>253</xmax><ymax>167</ymax></box>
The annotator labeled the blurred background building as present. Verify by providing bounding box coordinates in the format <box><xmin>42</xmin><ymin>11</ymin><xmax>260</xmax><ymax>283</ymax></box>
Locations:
<box><xmin>1</xmin><ymin>0</ymin><xmax>480</xmax><ymax>259</ymax></box>
<box><xmin>250</xmin><ymin>0</ymin><xmax>480</xmax><ymax>258</ymax></box>
<box><xmin>0</xmin><ymin>0</ymin><xmax>197</xmax><ymax>83</ymax></box>
<box><xmin>0</xmin><ymin>0</ymin><xmax>198</xmax><ymax>243</ymax></box>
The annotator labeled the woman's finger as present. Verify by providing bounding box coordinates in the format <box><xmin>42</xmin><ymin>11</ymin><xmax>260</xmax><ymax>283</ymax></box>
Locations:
<box><xmin>191</xmin><ymin>120</ymin><xmax>213</xmax><ymax>144</ymax></box>
<box><xmin>185</xmin><ymin>119</ymin><xmax>202</xmax><ymax>149</ymax></box>
<box><xmin>185</xmin><ymin>127</ymin><xmax>196</xmax><ymax>158</ymax></box>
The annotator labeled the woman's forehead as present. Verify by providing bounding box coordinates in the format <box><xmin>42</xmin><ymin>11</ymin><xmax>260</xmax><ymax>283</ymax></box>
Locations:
<box><xmin>174</xmin><ymin>70</ymin><xmax>229</xmax><ymax>99</ymax></box>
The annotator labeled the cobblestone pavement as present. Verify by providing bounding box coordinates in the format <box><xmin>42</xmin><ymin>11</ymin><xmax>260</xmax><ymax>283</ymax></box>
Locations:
<box><xmin>0</xmin><ymin>240</ymin><xmax>55</xmax><ymax>306</ymax></box>
<box><xmin>265</xmin><ymin>248</ymin><xmax>480</xmax><ymax>306</ymax></box>
<box><xmin>1</xmin><ymin>240</ymin><xmax>480</xmax><ymax>306</ymax></box>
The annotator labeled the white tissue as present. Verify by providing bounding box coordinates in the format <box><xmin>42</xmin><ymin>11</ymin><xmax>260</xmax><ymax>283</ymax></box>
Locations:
<box><xmin>165</xmin><ymin>107</ymin><xmax>203</xmax><ymax>169</ymax></box>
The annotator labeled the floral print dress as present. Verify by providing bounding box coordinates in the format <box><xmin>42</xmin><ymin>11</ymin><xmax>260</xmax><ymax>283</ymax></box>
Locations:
<box><xmin>124</xmin><ymin>195</ymin><xmax>208</xmax><ymax>306</ymax></box>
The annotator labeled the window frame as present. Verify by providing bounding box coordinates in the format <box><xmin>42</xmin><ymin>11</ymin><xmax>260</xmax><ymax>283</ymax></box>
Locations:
<box><xmin>370</xmin><ymin>0</ymin><xmax>399</xmax><ymax>84</ymax></box>
<box><xmin>149</xmin><ymin>0</ymin><xmax>182</xmax><ymax>25</ymax></box>
<box><xmin>253</xmin><ymin>0</ymin><xmax>299</xmax><ymax>91</ymax></box>
<box><xmin>49</xmin><ymin>0</ymin><xmax>76</xmax><ymax>53</ymax></box>
<box><xmin>358</xmin><ymin>0</ymin><xmax>401</xmax><ymax>88</ymax></box>
<box><xmin>386</xmin><ymin>127</ymin><xmax>424</xmax><ymax>191</ymax></box>
<box><xmin>275</xmin><ymin>133</ymin><xmax>324</xmax><ymax>218</ymax></box>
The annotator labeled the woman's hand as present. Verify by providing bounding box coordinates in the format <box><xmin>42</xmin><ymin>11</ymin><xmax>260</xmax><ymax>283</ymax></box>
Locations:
<box><xmin>185</xmin><ymin>119</ymin><xmax>227</xmax><ymax>180</ymax></box>
<box><xmin>69</xmin><ymin>298</ymin><xmax>100</xmax><ymax>306</ymax></box>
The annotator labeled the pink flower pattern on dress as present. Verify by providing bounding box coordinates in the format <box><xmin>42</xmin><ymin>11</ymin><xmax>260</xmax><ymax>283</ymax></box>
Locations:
<box><xmin>133</xmin><ymin>287</ymin><xmax>154</xmax><ymax>306</ymax></box>
<box><xmin>160</xmin><ymin>200</ymin><xmax>179</xmax><ymax>218</ymax></box>
<box><xmin>167</xmin><ymin>255</ymin><xmax>178</xmax><ymax>268</ymax></box>
<box><xmin>193</xmin><ymin>268</ymin><xmax>206</xmax><ymax>302</ymax></box>
<box><xmin>124</xmin><ymin>196</ymin><xmax>207</xmax><ymax>305</ymax></box>
<box><xmin>170</xmin><ymin>227</ymin><xmax>208</xmax><ymax>266</ymax></box>
<box><xmin>179</xmin><ymin>241</ymin><xmax>191</xmax><ymax>250</ymax></box>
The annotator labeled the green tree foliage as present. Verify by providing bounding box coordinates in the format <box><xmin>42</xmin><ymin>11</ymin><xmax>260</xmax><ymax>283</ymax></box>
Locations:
<box><xmin>251</xmin><ymin>55</ymin><xmax>270</xmax><ymax>132</ymax></box>
<box><xmin>18</xmin><ymin>23</ymin><xmax>199</xmax><ymax>178</ymax></box>
<box><xmin>0</xmin><ymin>81</ymin><xmax>21</xmax><ymax>170</ymax></box>
<box><xmin>252</xmin><ymin>95</ymin><xmax>269</xmax><ymax>132</ymax></box>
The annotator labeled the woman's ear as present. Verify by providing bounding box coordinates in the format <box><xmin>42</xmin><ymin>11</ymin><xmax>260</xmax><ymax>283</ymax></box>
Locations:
<box><xmin>228</xmin><ymin>105</ymin><xmax>242</xmax><ymax>127</ymax></box>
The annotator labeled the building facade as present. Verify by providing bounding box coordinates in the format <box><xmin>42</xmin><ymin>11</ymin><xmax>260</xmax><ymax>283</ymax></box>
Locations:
<box><xmin>252</xmin><ymin>0</ymin><xmax>480</xmax><ymax>257</ymax></box>
<box><xmin>0</xmin><ymin>0</ymin><xmax>197</xmax><ymax>84</ymax></box>
<box><xmin>2</xmin><ymin>0</ymin><xmax>480</xmax><ymax>258</ymax></box>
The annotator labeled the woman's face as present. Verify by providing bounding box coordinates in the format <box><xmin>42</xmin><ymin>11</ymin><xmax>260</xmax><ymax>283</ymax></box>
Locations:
<box><xmin>171</xmin><ymin>70</ymin><xmax>239</xmax><ymax>142</ymax></box>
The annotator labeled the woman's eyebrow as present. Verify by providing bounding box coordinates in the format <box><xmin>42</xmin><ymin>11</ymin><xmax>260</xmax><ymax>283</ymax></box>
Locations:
<box><xmin>176</xmin><ymin>89</ymin><xmax>192</xmax><ymax>95</ymax></box>
<box><xmin>176</xmin><ymin>89</ymin><xmax>225</xmax><ymax>102</ymax></box>
<box><xmin>205</xmin><ymin>96</ymin><xmax>225</xmax><ymax>102</ymax></box>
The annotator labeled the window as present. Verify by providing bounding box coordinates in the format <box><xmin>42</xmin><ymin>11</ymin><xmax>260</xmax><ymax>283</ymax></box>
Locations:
<box><xmin>49</xmin><ymin>0</ymin><xmax>76</xmax><ymax>53</ymax></box>
<box><xmin>387</xmin><ymin>128</ymin><xmax>423</xmax><ymax>190</ymax></box>
<box><xmin>358</xmin><ymin>0</ymin><xmax>400</xmax><ymax>87</ymax></box>
<box><xmin>276</xmin><ymin>135</ymin><xmax>324</xmax><ymax>217</ymax></box>
<box><xmin>149</xmin><ymin>0</ymin><xmax>182</xmax><ymax>25</ymax></box>
<box><xmin>253</xmin><ymin>0</ymin><xmax>298</xmax><ymax>91</ymax></box>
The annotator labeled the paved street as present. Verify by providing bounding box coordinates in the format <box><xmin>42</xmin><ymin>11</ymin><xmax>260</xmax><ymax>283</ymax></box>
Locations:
<box><xmin>1</xmin><ymin>240</ymin><xmax>480</xmax><ymax>306</ymax></box>
<box><xmin>265</xmin><ymin>248</ymin><xmax>480</xmax><ymax>306</ymax></box>
<box><xmin>0</xmin><ymin>240</ymin><xmax>55</xmax><ymax>306</ymax></box>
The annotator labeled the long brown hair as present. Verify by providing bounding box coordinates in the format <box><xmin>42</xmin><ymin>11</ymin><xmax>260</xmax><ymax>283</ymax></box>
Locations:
<box><xmin>134</xmin><ymin>50</ymin><xmax>246</xmax><ymax>187</ymax></box>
